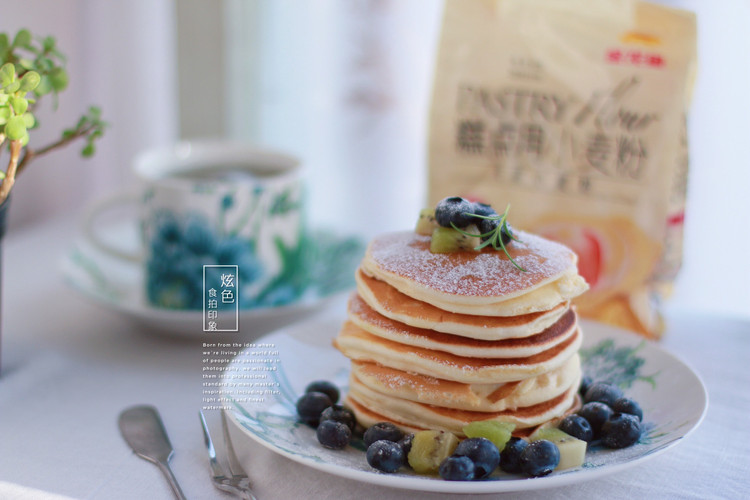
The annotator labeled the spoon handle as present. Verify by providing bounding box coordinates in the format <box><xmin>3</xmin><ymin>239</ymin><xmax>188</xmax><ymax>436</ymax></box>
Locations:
<box><xmin>157</xmin><ymin>461</ymin><xmax>187</xmax><ymax>500</ymax></box>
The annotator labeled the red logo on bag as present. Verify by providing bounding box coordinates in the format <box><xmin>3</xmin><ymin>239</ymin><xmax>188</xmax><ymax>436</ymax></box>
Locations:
<box><xmin>606</xmin><ymin>49</ymin><xmax>664</xmax><ymax>68</ymax></box>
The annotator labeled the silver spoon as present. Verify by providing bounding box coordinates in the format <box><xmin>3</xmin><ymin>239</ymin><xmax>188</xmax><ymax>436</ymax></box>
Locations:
<box><xmin>119</xmin><ymin>405</ymin><xmax>187</xmax><ymax>500</ymax></box>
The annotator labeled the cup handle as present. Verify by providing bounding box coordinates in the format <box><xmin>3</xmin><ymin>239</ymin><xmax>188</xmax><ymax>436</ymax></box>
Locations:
<box><xmin>83</xmin><ymin>193</ymin><xmax>144</xmax><ymax>262</ymax></box>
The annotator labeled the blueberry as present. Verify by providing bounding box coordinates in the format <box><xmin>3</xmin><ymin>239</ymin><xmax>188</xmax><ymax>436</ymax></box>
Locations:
<box><xmin>434</xmin><ymin>196</ymin><xmax>475</xmax><ymax>228</ymax></box>
<box><xmin>366</xmin><ymin>440</ymin><xmax>404</xmax><ymax>473</ymax></box>
<box><xmin>363</xmin><ymin>422</ymin><xmax>404</xmax><ymax>447</ymax></box>
<box><xmin>519</xmin><ymin>440</ymin><xmax>560</xmax><ymax>477</ymax></box>
<box><xmin>558</xmin><ymin>414</ymin><xmax>594</xmax><ymax>443</ymax></box>
<box><xmin>601</xmin><ymin>413</ymin><xmax>641</xmax><ymax>449</ymax></box>
<box><xmin>499</xmin><ymin>437</ymin><xmax>528</xmax><ymax>474</ymax></box>
<box><xmin>501</xmin><ymin>224</ymin><xmax>515</xmax><ymax>245</ymax></box>
<box><xmin>319</xmin><ymin>405</ymin><xmax>356</xmax><ymax>432</ymax></box>
<box><xmin>471</xmin><ymin>202</ymin><xmax>498</xmax><ymax>218</ymax></box>
<box><xmin>584</xmin><ymin>382</ymin><xmax>624</xmax><ymax>407</ymax></box>
<box><xmin>439</xmin><ymin>455</ymin><xmax>475</xmax><ymax>481</ymax></box>
<box><xmin>477</xmin><ymin>219</ymin><xmax>514</xmax><ymax>246</ymax></box>
<box><xmin>579</xmin><ymin>375</ymin><xmax>593</xmax><ymax>397</ymax></box>
<box><xmin>398</xmin><ymin>433</ymin><xmax>414</xmax><ymax>456</ymax></box>
<box><xmin>305</xmin><ymin>380</ymin><xmax>340</xmax><ymax>404</ymax></box>
<box><xmin>612</xmin><ymin>397</ymin><xmax>643</xmax><ymax>421</ymax></box>
<box><xmin>479</xmin><ymin>217</ymin><xmax>499</xmax><ymax>241</ymax></box>
<box><xmin>577</xmin><ymin>402</ymin><xmax>613</xmax><ymax>439</ymax></box>
<box><xmin>453</xmin><ymin>437</ymin><xmax>500</xmax><ymax>479</ymax></box>
<box><xmin>316</xmin><ymin>420</ymin><xmax>351</xmax><ymax>449</ymax></box>
<box><xmin>296</xmin><ymin>391</ymin><xmax>332</xmax><ymax>426</ymax></box>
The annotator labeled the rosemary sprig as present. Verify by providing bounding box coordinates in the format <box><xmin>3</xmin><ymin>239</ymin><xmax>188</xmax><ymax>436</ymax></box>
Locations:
<box><xmin>451</xmin><ymin>204</ymin><xmax>527</xmax><ymax>272</ymax></box>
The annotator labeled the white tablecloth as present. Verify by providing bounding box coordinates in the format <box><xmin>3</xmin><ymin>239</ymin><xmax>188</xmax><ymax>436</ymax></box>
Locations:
<box><xmin>1</xmin><ymin>215</ymin><xmax>748</xmax><ymax>500</ymax></box>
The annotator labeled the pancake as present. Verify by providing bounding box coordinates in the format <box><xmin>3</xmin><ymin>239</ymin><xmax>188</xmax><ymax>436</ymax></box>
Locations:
<box><xmin>334</xmin><ymin>216</ymin><xmax>589</xmax><ymax>436</ymax></box>
<box><xmin>350</xmin><ymin>353</ymin><xmax>580</xmax><ymax>412</ymax></box>
<box><xmin>348</xmin><ymin>292</ymin><xmax>578</xmax><ymax>359</ymax></box>
<box><xmin>346</xmin><ymin>378</ymin><xmax>581</xmax><ymax>436</ymax></box>
<box><xmin>360</xmin><ymin>231</ymin><xmax>588</xmax><ymax>316</ymax></box>
<box><xmin>333</xmin><ymin>321</ymin><xmax>582</xmax><ymax>383</ymax></box>
<box><xmin>356</xmin><ymin>269</ymin><xmax>569</xmax><ymax>340</ymax></box>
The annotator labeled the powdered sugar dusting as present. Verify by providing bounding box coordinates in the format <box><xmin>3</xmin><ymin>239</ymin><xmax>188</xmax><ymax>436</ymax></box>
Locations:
<box><xmin>367</xmin><ymin>231</ymin><xmax>575</xmax><ymax>298</ymax></box>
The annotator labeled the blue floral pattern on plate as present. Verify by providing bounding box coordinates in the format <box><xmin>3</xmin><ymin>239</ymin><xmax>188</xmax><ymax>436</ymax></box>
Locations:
<box><xmin>222</xmin><ymin>319</ymin><xmax>708</xmax><ymax>493</ymax></box>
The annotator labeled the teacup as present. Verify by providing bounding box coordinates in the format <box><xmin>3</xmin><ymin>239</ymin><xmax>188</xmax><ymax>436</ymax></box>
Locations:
<box><xmin>85</xmin><ymin>140</ymin><xmax>305</xmax><ymax>312</ymax></box>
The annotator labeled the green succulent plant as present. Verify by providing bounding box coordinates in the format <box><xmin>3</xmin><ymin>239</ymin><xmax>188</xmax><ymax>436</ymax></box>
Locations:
<box><xmin>0</xmin><ymin>28</ymin><xmax>107</xmax><ymax>203</ymax></box>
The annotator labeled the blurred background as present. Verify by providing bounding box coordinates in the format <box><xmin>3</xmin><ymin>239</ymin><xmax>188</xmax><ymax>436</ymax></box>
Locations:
<box><xmin>1</xmin><ymin>0</ymin><xmax>748</xmax><ymax>320</ymax></box>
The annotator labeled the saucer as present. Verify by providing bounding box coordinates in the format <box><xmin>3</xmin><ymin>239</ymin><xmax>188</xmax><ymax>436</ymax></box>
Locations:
<box><xmin>60</xmin><ymin>221</ymin><xmax>365</xmax><ymax>337</ymax></box>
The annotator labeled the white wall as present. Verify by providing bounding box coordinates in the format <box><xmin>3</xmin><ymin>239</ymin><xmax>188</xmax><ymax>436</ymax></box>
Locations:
<box><xmin>0</xmin><ymin>0</ymin><xmax>178</xmax><ymax>230</ymax></box>
<box><xmin>225</xmin><ymin>0</ymin><xmax>750</xmax><ymax>320</ymax></box>
<box><xmin>2</xmin><ymin>0</ymin><xmax>748</xmax><ymax>320</ymax></box>
<box><xmin>656</xmin><ymin>0</ymin><xmax>750</xmax><ymax>319</ymax></box>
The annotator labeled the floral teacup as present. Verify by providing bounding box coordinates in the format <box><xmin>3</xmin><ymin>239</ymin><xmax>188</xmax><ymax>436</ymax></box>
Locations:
<box><xmin>86</xmin><ymin>140</ymin><xmax>305</xmax><ymax>311</ymax></box>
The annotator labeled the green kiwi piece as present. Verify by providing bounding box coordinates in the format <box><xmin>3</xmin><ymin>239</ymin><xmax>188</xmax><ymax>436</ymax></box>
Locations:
<box><xmin>429</xmin><ymin>225</ymin><xmax>480</xmax><ymax>253</ymax></box>
<box><xmin>529</xmin><ymin>427</ymin><xmax>586</xmax><ymax>470</ymax></box>
<box><xmin>462</xmin><ymin>420</ymin><xmax>515</xmax><ymax>452</ymax></box>
<box><xmin>415</xmin><ymin>208</ymin><xmax>438</xmax><ymax>236</ymax></box>
<box><xmin>407</xmin><ymin>430</ymin><xmax>459</xmax><ymax>474</ymax></box>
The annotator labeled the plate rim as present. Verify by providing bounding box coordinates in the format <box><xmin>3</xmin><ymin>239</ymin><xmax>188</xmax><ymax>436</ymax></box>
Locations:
<box><xmin>222</xmin><ymin>318</ymin><xmax>709</xmax><ymax>494</ymax></box>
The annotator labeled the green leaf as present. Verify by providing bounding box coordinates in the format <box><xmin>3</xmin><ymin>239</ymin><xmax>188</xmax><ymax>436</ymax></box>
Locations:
<box><xmin>4</xmin><ymin>80</ymin><xmax>20</xmax><ymax>93</ymax></box>
<box><xmin>37</xmin><ymin>57</ymin><xmax>53</xmax><ymax>72</ymax></box>
<box><xmin>22</xmin><ymin>112</ymin><xmax>35</xmax><ymax>128</ymax></box>
<box><xmin>5</xmin><ymin>114</ymin><xmax>27</xmax><ymax>140</ymax></box>
<box><xmin>10</xmin><ymin>96</ymin><xmax>27</xmax><ymax>114</ymax></box>
<box><xmin>18</xmin><ymin>58</ymin><xmax>34</xmax><ymax>70</ymax></box>
<box><xmin>49</xmin><ymin>67</ymin><xmax>68</xmax><ymax>92</ymax></box>
<box><xmin>0</xmin><ymin>171</ymin><xmax>5</xmax><ymax>179</ymax></box>
<box><xmin>42</xmin><ymin>36</ymin><xmax>56</xmax><ymax>52</ymax></box>
<box><xmin>0</xmin><ymin>34</ymin><xmax>9</xmax><ymax>53</ymax></box>
<box><xmin>20</xmin><ymin>131</ymin><xmax>29</xmax><ymax>146</ymax></box>
<box><xmin>51</xmin><ymin>48</ymin><xmax>67</xmax><ymax>63</ymax></box>
<box><xmin>19</xmin><ymin>71</ymin><xmax>40</xmax><ymax>92</ymax></box>
<box><xmin>0</xmin><ymin>63</ymin><xmax>15</xmax><ymax>88</ymax></box>
<box><xmin>12</xmin><ymin>29</ymin><xmax>32</xmax><ymax>48</ymax></box>
<box><xmin>34</xmin><ymin>75</ymin><xmax>52</xmax><ymax>96</ymax></box>
<box><xmin>0</xmin><ymin>94</ymin><xmax>8</xmax><ymax>104</ymax></box>
<box><xmin>81</xmin><ymin>143</ymin><xmax>95</xmax><ymax>157</ymax></box>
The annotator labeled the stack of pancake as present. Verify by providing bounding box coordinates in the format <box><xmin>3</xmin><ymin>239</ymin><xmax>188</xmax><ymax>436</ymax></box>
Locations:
<box><xmin>333</xmin><ymin>229</ymin><xmax>589</xmax><ymax>436</ymax></box>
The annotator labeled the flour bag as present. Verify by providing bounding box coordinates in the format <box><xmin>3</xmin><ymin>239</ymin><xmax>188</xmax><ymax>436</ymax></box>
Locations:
<box><xmin>428</xmin><ymin>0</ymin><xmax>697</xmax><ymax>338</ymax></box>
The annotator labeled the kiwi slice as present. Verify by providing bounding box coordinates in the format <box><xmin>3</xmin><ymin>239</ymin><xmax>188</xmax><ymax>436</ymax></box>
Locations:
<box><xmin>429</xmin><ymin>225</ymin><xmax>481</xmax><ymax>253</ymax></box>
<box><xmin>415</xmin><ymin>208</ymin><xmax>438</xmax><ymax>236</ymax></box>
<box><xmin>462</xmin><ymin>421</ymin><xmax>515</xmax><ymax>452</ymax></box>
<box><xmin>407</xmin><ymin>430</ymin><xmax>459</xmax><ymax>474</ymax></box>
<box><xmin>529</xmin><ymin>427</ymin><xmax>586</xmax><ymax>470</ymax></box>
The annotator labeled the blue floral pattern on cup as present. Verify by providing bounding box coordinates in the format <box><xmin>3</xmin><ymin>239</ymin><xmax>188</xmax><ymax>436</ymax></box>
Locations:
<box><xmin>143</xmin><ymin>186</ymin><xmax>364</xmax><ymax>310</ymax></box>
<box><xmin>146</xmin><ymin>210</ymin><xmax>265</xmax><ymax>310</ymax></box>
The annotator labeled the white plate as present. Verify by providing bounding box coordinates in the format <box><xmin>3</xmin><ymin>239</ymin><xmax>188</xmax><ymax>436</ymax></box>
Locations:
<box><xmin>222</xmin><ymin>318</ymin><xmax>708</xmax><ymax>493</ymax></box>
<box><xmin>60</xmin><ymin>223</ymin><xmax>364</xmax><ymax>336</ymax></box>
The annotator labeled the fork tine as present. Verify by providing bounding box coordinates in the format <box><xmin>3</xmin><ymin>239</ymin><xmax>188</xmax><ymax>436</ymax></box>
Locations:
<box><xmin>221</xmin><ymin>410</ymin><xmax>248</xmax><ymax>478</ymax></box>
<box><xmin>199</xmin><ymin>410</ymin><xmax>227</xmax><ymax>479</ymax></box>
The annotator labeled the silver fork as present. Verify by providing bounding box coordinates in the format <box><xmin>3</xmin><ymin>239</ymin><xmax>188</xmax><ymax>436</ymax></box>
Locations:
<box><xmin>199</xmin><ymin>410</ymin><xmax>258</xmax><ymax>500</ymax></box>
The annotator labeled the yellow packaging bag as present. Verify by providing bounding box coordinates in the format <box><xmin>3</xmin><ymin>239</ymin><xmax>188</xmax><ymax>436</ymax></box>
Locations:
<box><xmin>428</xmin><ymin>0</ymin><xmax>697</xmax><ymax>338</ymax></box>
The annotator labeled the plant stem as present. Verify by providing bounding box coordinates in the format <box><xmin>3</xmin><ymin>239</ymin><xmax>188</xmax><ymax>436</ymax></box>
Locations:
<box><xmin>0</xmin><ymin>140</ymin><xmax>22</xmax><ymax>204</ymax></box>
<box><xmin>15</xmin><ymin>122</ymin><xmax>98</xmax><ymax>176</ymax></box>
